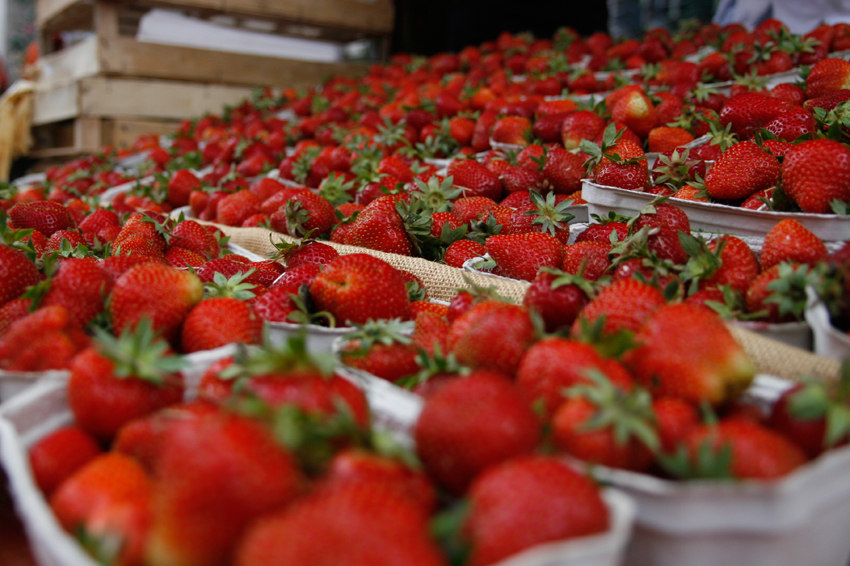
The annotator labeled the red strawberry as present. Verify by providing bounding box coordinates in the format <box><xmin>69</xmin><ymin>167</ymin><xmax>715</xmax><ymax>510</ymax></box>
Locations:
<box><xmin>109</xmin><ymin>263</ymin><xmax>204</xmax><ymax>345</ymax></box>
<box><xmin>704</xmin><ymin>141</ymin><xmax>780</xmax><ymax>201</ymax></box>
<box><xmin>0</xmin><ymin>306</ymin><xmax>89</xmax><ymax>371</ymax></box>
<box><xmin>69</xmin><ymin>322</ymin><xmax>185</xmax><ymax>441</ymax></box>
<box><xmin>516</xmin><ymin>337</ymin><xmax>633</xmax><ymax>419</ymax></box>
<box><xmin>463</xmin><ymin>456</ymin><xmax>608</xmax><ymax>566</ymax></box>
<box><xmin>491</xmin><ymin>116</ymin><xmax>532</xmax><ymax>145</ymax></box>
<box><xmin>40</xmin><ymin>257</ymin><xmax>113</xmax><ymax>328</ymax></box>
<box><xmin>542</xmin><ymin>147</ymin><xmax>586</xmax><ymax>194</ymax></box>
<box><xmin>499</xmin><ymin>165</ymin><xmax>544</xmax><ymax>193</ymax></box>
<box><xmin>447</xmin><ymin>159</ymin><xmax>503</xmax><ymax>200</ymax></box>
<box><xmin>271</xmin><ymin>191</ymin><xmax>337</xmax><ymax>238</ymax></box>
<box><xmin>647</xmin><ymin>126</ymin><xmax>694</xmax><ymax>153</ymax></box>
<box><xmin>561</xmin><ymin>241</ymin><xmax>612</xmax><ymax>281</ymax></box>
<box><xmin>29</xmin><ymin>425</ymin><xmax>102</xmax><ymax>496</ymax></box>
<box><xmin>625</xmin><ymin>303</ymin><xmax>755</xmax><ymax>405</ymax></box>
<box><xmin>448</xmin><ymin>301</ymin><xmax>535</xmax><ymax>376</ymax></box>
<box><xmin>700</xmin><ymin>235</ymin><xmax>761</xmax><ymax>295</ymax></box>
<box><xmin>552</xmin><ymin>382</ymin><xmax>655</xmax><ymax>472</ymax></box>
<box><xmin>575</xmin><ymin>221</ymin><xmax>628</xmax><ymax>244</ymax></box>
<box><xmin>523</xmin><ymin>270</ymin><xmax>591</xmax><ymax>333</ymax></box>
<box><xmin>681</xmin><ymin>419</ymin><xmax>807</xmax><ymax>479</ymax></box>
<box><xmin>452</xmin><ymin>196</ymin><xmax>497</xmax><ymax>224</ymax></box>
<box><xmin>805</xmin><ymin>58</ymin><xmax>850</xmax><ymax>100</ymax></box>
<box><xmin>309</xmin><ymin>254</ymin><xmax>410</xmax><ymax>325</ymax></box>
<box><xmin>414</xmin><ymin>371</ymin><xmax>540</xmax><ymax>494</ymax></box>
<box><xmin>50</xmin><ymin>453</ymin><xmax>153</xmax><ymax>566</ymax></box>
<box><xmin>561</xmin><ymin>110</ymin><xmax>606</xmax><ymax>150</ymax></box>
<box><xmin>485</xmin><ymin>232</ymin><xmax>564</xmax><ymax>281</ymax></box>
<box><xmin>339</xmin><ymin>319</ymin><xmax>420</xmax><ymax>382</ymax></box>
<box><xmin>764</xmin><ymin>107</ymin><xmax>816</xmax><ymax>141</ymax></box>
<box><xmin>0</xmin><ymin>297</ymin><xmax>31</xmax><ymax>336</ymax></box>
<box><xmin>719</xmin><ymin>92</ymin><xmax>791</xmax><ymax>139</ymax></box>
<box><xmin>146</xmin><ymin>408</ymin><xmax>304</xmax><ymax>566</ymax></box>
<box><xmin>171</xmin><ymin>220</ymin><xmax>220</xmax><ymax>259</ymax></box>
<box><xmin>781</xmin><ymin>139</ymin><xmax>850</xmax><ymax>213</ymax></box>
<box><xmin>8</xmin><ymin>200</ymin><xmax>75</xmax><ymax>237</ymax></box>
<box><xmin>572</xmin><ymin>278</ymin><xmax>666</xmax><ymax>337</ymax></box>
<box><xmin>78</xmin><ymin>208</ymin><xmax>120</xmax><ymax>236</ymax></box>
<box><xmin>181</xmin><ymin>297</ymin><xmax>262</xmax><ymax>353</ymax></box>
<box><xmin>344</xmin><ymin>196</ymin><xmax>412</xmax><ymax>255</ymax></box>
<box><xmin>760</xmin><ymin>219</ymin><xmax>828</xmax><ymax>270</ymax></box>
<box><xmin>235</xmin><ymin>483</ymin><xmax>446</xmax><ymax>566</ymax></box>
<box><xmin>611</xmin><ymin>89</ymin><xmax>658</xmax><ymax>139</ymax></box>
<box><xmin>0</xmin><ymin>243</ymin><xmax>41</xmax><ymax>307</ymax></box>
<box><xmin>167</xmin><ymin>169</ymin><xmax>202</xmax><ymax>207</ymax></box>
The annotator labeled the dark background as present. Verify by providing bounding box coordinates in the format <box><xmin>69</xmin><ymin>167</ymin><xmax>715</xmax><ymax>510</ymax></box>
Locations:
<box><xmin>391</xmin><ymin>0</ymin><xmax>609</xmax><ymax>55</ymax></box>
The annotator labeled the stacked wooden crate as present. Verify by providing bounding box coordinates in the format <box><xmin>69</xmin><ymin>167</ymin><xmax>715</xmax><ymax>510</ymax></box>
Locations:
<box><xmin>30</xmin><ymin>0</ymin><xmax>394</xmax><ymax>159</ymax></box>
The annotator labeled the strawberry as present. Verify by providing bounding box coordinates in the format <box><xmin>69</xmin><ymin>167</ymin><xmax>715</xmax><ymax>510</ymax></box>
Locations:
<box><xmin>485</xmin><ymin>232</ymin><xmax>564</xmax><ymax>281</ymax></box>
<box><xmin>180</xmin><ymin>285</ymin><xmax>263</xmax><ymax>353</ymax></box>
<box><xmin>572</xmin><ymin>278</ymin><xmax>666</xmax><ymax>337</ymax></box>
<box><xmin>0</xmin><ymin>305</ymin><xmax>89</xmax><ymax>371</ymax></box>
<box><xmin>378</xmin><ymin>155</ymin><xmax>414</xmax><ymax>183</ymax></box>
<box><xmin>625</xmin><ymin>303</ymin><xmax>756</xmax><ymax>405</ymax></box>
<box><xmin>8</xmin><ymin>200</ymin><xmax>75</xmax><ymax>237</ymax></box>
<box><xmin>575</xmin><ymin>221</ymin><xmax>628</xmax><ymax>244</ymax></box>
<box><xmin>516</xmin><ymin>337</ymin><xmax>633</xmax><ymax>419</ymax></box>
<box><xmin>167</xmin><ymin>169</ymin><xmax>202</xmax><ymax>207</ymax></box>
<box><xmin>647</xmin><ymin>126</ymin><xmax>694</xmax><ymax>153</ymax></box>
<box><xmin>551</xmin><ymin>377</ymin><xmax>656</xmax><ymax>472</ymax></box>
<box><xmin>760</xmin><ymin>219</ymin><xmax>828</xmax><ymax>270</ymax></box>
<box><xmin>463</xmin><ymin>456</ymin><xmax>608</xmax><ymax>566</ymax></box>
<box><xmin>542</xmin><ymin>147</ymin><xmax>586</xmax><ymax>194</ymax></box>
<box><xmin>344</xmin><ymin>196</ymin><xmax>413</xmax><ymax>255</ymax></box>
<box><xmin>45</xmin><ymin>229</ymin><xmax>87</xmax><ymax>252</ymax></box>
<box><xmin>805</xmin><ymin>58</ymin><xmax>850</xmax><ymax>100</ymax></box>
<box><xmin>28</xmin><ymin>425</ymin><xmax>102</xmax><ymax>496</ymax></box>
<box><xmin>271</xmin><ymin>191</ymin><xmax>337</xmax><ymax>238</ymax></box>
<box><xmin>170</xmin><ymin>219</ymin><xmax>220</xmax><ymax>259</ymax></box>
<box><xmin>764</xmin><ymin>107</ymin><xmax>816</xmax><ymax>141</ymax></box>
<box><xmin>561</xmin><ymin>241</ymin><xmax>612</xmax><ymax>281</ymax></box>
<box><xmin>410</xmin><ymin>310</ymin><xmax>449</xmax><ymax>356</ymax></box>
<box><xmin>320</xmin><ymin>449</ymin><xmax>437</xmax><ymax>514</ymax></box>
<box><xmin>685</xmin><ymin>235</ymin><xmax>760</xmax><ymax>295</ymax></box>
<box><xmin>447</xmin><ymin>300</ymin><xmax>535</xmax><ymax>376</ymax></box>
<box><xmin>532</xmin><ymin>112</ymin><xmax>570</xmax><ymax>143</ymax></box>
<box><xmin>499</xmin><ymin>165</ymin><xmax>544</xmax><ymax>193</ymax></box>
<box><xmin>36</xmin><ymin>257</ymin><xmax>112</xmax><ymax>328</ymax></box>
<box><xmin>0</xmin><ymin>297</ymin><xmax>31</xmax><ymax>336</ymax></box>
<box><xmin>68</xmin><ymin>321</ymin><xmax>185</xmax><ymax>441</ymax></box>
<box><xmin>768</xmin><ymin>372</ymin><xmax>850</xmax><ymax>458</ymax></box>
<box><xmin>78</xmin><ymin>208</ymin><xmax>120</xmax><ymax>236</ymax></box>
<box><xmin>447</xmin><ymin>159</ymin><xmax>503</xmax><ymax>200</ymax></box>
<box><xmin>0</xmin><ymin>243</ymin><xmax>42</xmax><ymax>306</ymax></box>
<box><xmin>674</xmin><ymin>419</ymin><xmax>808</xmax><ymax>480</ymax></box>
<box><xmin>309</xmin><ymin>253</ymin><xmax>411</xmax><ymax>325</ymax></box>
<box><xmin>561</xmin><ymin>110</ymin><xmax>606</xmax><ymax>150</ymax></box>
<box><xmin>744</xmin><ymin>262</ymin><xmax>813</xmax><ymax>323</ymax></box>
<box><xmin>235</xmin><ymin>483</ymin><xmax>446</xmax><ymax>566</ymax></box>
<box><xmin>781</xmin><ymin>138</ymin><xmax>850</xmax><ymax>213</ymax></box>
<box><xmin>719</xmin><ymin>92</ymin><xmax>791</xmax><ymax>139</ymax></box>
<box><xmin>704</xmin><ymin>140</ymin><xmax>780</xmax><ymax>201</ymax></box>
<box><xmin>146</xmin><ymin>408</ymin><xmax>304</xmax><ymax>566</ymax></box>
<box><xmin>338</xmin><ymin>319</ymin><xmax>420</xmax><ymax>382</ymax></box>
<box><xmin>109</xmin><ymin>263</ymin><xmax>204</xmax><ymax>345</ymax></box>
<box><xmin>251</xmin><ymin>283</ymin><xmax>302</xmax><ymax>323</ymax></box>
<box><xmin>414</xmin><ymin>371</ymin><xmax>540</xmax><ymax>494</ymax></box>
<box><xmin>452</xmin><ymin>196</ymin><xmax>497</xmax><ymax>224</ymax></box>
<box><xmin>595</xmin><ymin>161</ymin><xmax>650</xmax><ymax>191</ymax></box>
<box><xmin>523</xmin><ymin>270</ymin><xmax>591</xmax><ymax>333</ymax></box>
<box><xmin>50</xmin><ymin>453</ymin><xmax>153</xmax><ymax>566</ymax></box>
<box><xmin>611</xmin><ymin>88</ymin><xmax>658</xmax><ymax>139</ymax></box>
<box><xmin>491</xmin><ymin>116</ymin><xmax>532</xmax><ymax>145</ymax></box>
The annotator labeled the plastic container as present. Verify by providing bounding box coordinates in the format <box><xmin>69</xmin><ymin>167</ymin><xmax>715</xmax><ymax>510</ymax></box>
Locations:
<box><xmin>1</xmin><ymin>370</ymin><xmax>635</xmax><ymax>566</ymax></box>
<box><xmin>589</xmin><ymin>375</ymin><xmax>850</xmax><ymax>566</ymax></box>
<box><xmin>805</xmin><ymin>288</ymin><xmax>850</xmax><ymax>361</ymax></box>
<box><xmin>582</xmin><ymin>180</ymin><xmax>850</xmax><ymax>241</ymax></box>
<box><xmin>0</xmin><ymin>370</ymin><xmax>68</xmax><ymax>403</ymax></box>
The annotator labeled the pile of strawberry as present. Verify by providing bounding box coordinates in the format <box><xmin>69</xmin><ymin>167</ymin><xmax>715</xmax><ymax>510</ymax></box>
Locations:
<box><xmin>26</xmin><ymin>332</ymin><xmax>614</xmax><ymax>566</ymax></box>
<box><xmin>339</xmin><ymin>272</ymin><xmax>850</xmax><ymax>483</ymax></box>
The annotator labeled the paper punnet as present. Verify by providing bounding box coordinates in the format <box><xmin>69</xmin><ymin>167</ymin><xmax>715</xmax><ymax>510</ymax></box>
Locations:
<box><xmin>2</xmin><ymin>365</ymin><xmax>634</xmax><ymax>566</ymax></box>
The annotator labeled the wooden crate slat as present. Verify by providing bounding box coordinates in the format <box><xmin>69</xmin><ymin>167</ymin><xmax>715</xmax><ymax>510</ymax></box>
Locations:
<box><xmin>33</xmin><ymin>82</ymin><xmax>80</xmax><ymax>126</ymax></box>
<box><xmin>30</xmin><ymin>115</ymin><xmax>181</xmax><ymax>157</ymax></box>
<box><xmin>78</xmin><ymin>76</ymin><xmax>255</xmax><ymax>120</ymax></box>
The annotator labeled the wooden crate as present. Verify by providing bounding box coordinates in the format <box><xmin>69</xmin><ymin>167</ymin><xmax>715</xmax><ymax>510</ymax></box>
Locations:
<box><xmin>37</xmin><ymin>34</ymin><xmax>372</xmax><ymax>91</ymax></box>
<box><xmin>38</xmin><ymin>0</ymin><xmax>395</xmax><ymax>39</ymax></box>
<box><xmin>30</xmin><ymin>116</ymin><xmax>181</xmax><ymax>158</ymax></box>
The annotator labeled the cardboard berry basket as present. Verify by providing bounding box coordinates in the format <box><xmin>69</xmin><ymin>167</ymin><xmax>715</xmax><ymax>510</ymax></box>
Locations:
<box><xmin>805</xmin><ymin>288</ymin><xmax>850</xmax><ymax>361</ymax></box>
<box><xmin>0</xmin><ymin>374</ymin><xmax>636</xmax><ymax>566</ymax></box>
<box><xmin>582</xmin><ymin>180</ymin><xmax>850</xmax><ymax>242</ymax></box>
<box><xmin>590</xmin><ymin>375</ymin><xmax>850</xmax><ymax>566</ymax></box>
<box><xmin>0</xmin><ymin>370</ymin><xmax>68</xmax><ymax>403</ymax></box>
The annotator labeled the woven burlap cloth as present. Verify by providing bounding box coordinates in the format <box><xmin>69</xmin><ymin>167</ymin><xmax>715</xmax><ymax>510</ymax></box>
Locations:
<box><xmin>216</xmin><ymin>223</ymin><xmax>842</xmax><ymax>383</ymax></box>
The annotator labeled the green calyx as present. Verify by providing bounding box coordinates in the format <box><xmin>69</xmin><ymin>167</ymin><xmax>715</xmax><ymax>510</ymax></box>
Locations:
<box><xmin>204</xmin><ymin>270</ymin><xmax>258</xmax><ymax>301</ymax></box>
<box><xmin>93</xmin><ymin>318</ymin><xmax>187</xmax><ymax>385</ymax></box>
